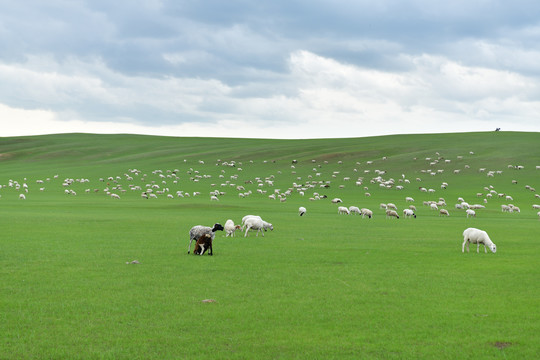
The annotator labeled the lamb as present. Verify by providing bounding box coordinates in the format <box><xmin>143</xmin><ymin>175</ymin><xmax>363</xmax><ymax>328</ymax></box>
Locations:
<box><xmin>193</xmin><ymin>234</ymin><xmax>213</xmax><ymax>255</ymax></box>
<box><xmin>298</xmin><ymin>206</ymin><xmax>307</xmax><ymax>216</ymax></box>
<box><xmin>244</xmin><ymin>217</ymin><xmax>273</xmax><ymax>237</ymax></box>
<box><xmin>338</xmin><ymin>206</ymin><xmax>350</xmax><ymax>215</ymax></box>
<box><xmin>462</xmin><ymin>227</ymin><xmax>497</xmax><ymax>253</ymax></box>
<box><xmin>188</xmin><ymin>223</ymin><xmax>224</xmax><ymax>254</ymax></box>
<box><xmin>466</xmin><ymin>209</ymin><xmax>476</xmax><ymax>218</ymax></box>
<box><xmin>386</xmin><ymin>209</ymin><xmax>399</xmax><ymax>219</ymax></box>
<box><xmin>224</xmin><ymin>219</ymin><xmax>241</xmax><ymax>237</ymax></box>
<box><xmin>403</xmin><ymin>209</ymin><xmax>416</xmax><ymax>218</ymax></box>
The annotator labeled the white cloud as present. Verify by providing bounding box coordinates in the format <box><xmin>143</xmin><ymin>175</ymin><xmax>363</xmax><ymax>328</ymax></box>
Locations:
<box><xmin>2</xmin><ymin>50</ymin><xmax>540</xmax><ymax>139</ymax></box>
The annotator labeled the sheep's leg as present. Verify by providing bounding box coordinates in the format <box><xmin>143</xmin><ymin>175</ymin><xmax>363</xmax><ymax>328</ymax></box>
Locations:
<box><xmin>188</xmin><ymin>238</ymin><xmax>193</xmax><ymax>254</ymax></box>
<box><xmin>261</xmin><ymin>229</ymin><xmax>264</xmax><ymax>237</ymax></box>
<box><xmin>477</xmin><ymin>242</ymin><xmax>480</xmax><ymax>253</ymax></box>
<box><xmin>244</xmin><ymin>226</ymin><xmax>250</xmax><ymax>237</ymax></box>
<box><xmin>209</xmin><ymin>242</ymin><xmax>213</xmax><ymax>256</ymax></box>
<box><xmin>462</xmin><ymin>239</ymin><xmax>466</xmax><ymax>253</ymax></box>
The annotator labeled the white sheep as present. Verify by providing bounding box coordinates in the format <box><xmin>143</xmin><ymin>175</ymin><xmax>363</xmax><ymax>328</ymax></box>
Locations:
<box><xmin>386</xmin><ymin>203</ymin><xmax>398</xmax><ymax>210</ymax></box>
<box><xmin>224</xmin><ymin>219</ymin><xmax>241</xmax><ymax>237</ymax></box>
<box><xmin>439</xmin><ymin>209</ymin><xmax>450</xmax><ymax>216</ymax></box>
<box><xmin>331</xmin><ymin>198</ymin><xmax>343</xmax><ymax>203</ymax></box>
<box><xmin>361</xmin><ymin>208</ymin><xmax>373</xmax><ymax>218</ymax></box>
<box><xmin>386</xmin><ymin>210</ymin><xmax>399</xmax><ymax>219</ymax></box>
<box><xmin>403</xmin><ymin>209</ymin><xmax>416</xmax><ymax>218</ymax></box>
<box><xmin>466</xmin><ymin>209</ymin><xmax>476</xmax><ymax>218</ymax></box>
<box><xmin>349</xmin><ymin>206</ymin><xmax>362</xmax><ymax>215</ymax></box>
<box><xmin>462</xmin><ymin>227</ymin><xmax>497</xmax><ymax>253</ymax></box>
<box><xmin>338</xmin><ymin>206</ymin><xmax>350</xmax><ymax>215</ymax></box>
<box><xmin>430</xmin><ymin>203</ymin><xmax>438</xmax><ymax>211</ymax></box>
<box><xmin>188</xmin><ymin>223</ymin><xmax>224</xmax><ymax>254</ymax></box>
<box><xmin>298</xmin><ymin>206</ymin><xmax>307</xmax><ymax>216</ymax></box>
<box><xmin>244</xmin><ymin>217</ymin><xmax>273</xmax><ymax>237</ymax></box>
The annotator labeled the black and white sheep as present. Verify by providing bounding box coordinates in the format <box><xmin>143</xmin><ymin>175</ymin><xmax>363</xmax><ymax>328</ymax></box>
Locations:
<box><xmin>403</xmin><ymin>209</ymin><xmax>416</xmax><ymax>218</ymax></box>
<box><xmin>298</xmin><ymin>206</ymin><xmax>307</xmax><ymax>216</ymax></box>
<box><xmin>462</xmin><ymin>227</ymin><xmax>497</xmax><ymax>253</ymax></box>
<box><xmin>188</xmin><ymin>223</ymin><xmax>224</xmax><ymax>254</ymax></box>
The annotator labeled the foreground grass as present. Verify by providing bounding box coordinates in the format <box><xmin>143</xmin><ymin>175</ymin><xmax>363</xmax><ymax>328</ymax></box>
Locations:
<box><xmin>1</xmin><ymin>132</ymin><xmax>539</xmax><ymax>359</ymax></box>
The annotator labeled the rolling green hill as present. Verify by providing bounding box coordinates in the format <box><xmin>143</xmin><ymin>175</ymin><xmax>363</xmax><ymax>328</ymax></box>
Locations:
<box><xmin>1</xmin><ymin>131</ymin><xmax>539</xmax><ymax>359</ymax></box>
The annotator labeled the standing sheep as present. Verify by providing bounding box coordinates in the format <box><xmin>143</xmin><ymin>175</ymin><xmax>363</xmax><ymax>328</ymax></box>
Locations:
<box><xmin>439</xmin><ymin>209</ymin><xmax>450</xmax><ymax>217</ymax></box>
<box><xmin>386</xmin><ymin>210</ymin><xmax>399</xmax><ymax>219</ymax></box>
<box><xmin>188</xmin><ymin>223</ymin><xmax>224</xmax><ymax>254</ymax></box>
<box><xmin>361</xmin><ymin>208</ymin><xmax>373</xmax><ymax>218</ymax></box>
<box><xmin>298</xmin><ymin>206</ymin><xmax>307</xmax><ymax>216</ymax></box>
<box><xmin>244</xmin><ymin>217</ymin><xmax>273</xmax><ymax>237</ymax></box>
<box><xmin>224</xmin><ymin>219</ymin><xmax>241</xmax><ymax>237</ymax></box>
<box><xmin>403</xmin><ymin>209</ymin><xmax>416</xmax><ymax>218</ymax></box>
<box><xmin>462</xmin><ymin>227</ymin><xmax>497</xmax><ymax>253</ymax></box>
<box><xmin>338</xmin><ymin>206</ymin><xmax>350</xmax><ymax>215</ymax></box>
<box><xmin>466</xmin><ymin>209</ymin><xmax>476</xmax><ymax>218</ymax></box>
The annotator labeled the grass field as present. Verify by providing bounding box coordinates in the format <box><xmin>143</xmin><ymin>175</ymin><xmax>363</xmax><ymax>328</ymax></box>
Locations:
<box><xmin>1</xmin><ymin>131</ymin><xmax>539</xmax><ymax>359</ymax></box>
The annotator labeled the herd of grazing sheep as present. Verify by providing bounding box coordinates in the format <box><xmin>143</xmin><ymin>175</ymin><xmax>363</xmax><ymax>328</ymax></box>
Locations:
<box><xmin>1</xmin><ymin>152</ymin><xmax>538</xmax><ymax>256</ymax></box>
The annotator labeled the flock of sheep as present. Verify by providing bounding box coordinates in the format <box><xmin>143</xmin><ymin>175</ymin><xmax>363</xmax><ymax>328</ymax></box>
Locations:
<box><xmin>2</xmin><ymin>151</ymin><xmax>538</xmax><ymax>257</ymax></box>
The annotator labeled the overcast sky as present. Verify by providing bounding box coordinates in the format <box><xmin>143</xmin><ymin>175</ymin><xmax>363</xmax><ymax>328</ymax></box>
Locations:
<box><xmin>1</xmin><ymin>0</ymin><xmax>540</xmax><ymax>139</ymax></box>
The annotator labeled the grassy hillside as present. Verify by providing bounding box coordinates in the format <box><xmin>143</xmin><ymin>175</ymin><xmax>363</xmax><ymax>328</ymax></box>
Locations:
<box><xmin>1</xmin><ymin>131</ymin><xmax>539</xmax><ymax>359</ymax></box>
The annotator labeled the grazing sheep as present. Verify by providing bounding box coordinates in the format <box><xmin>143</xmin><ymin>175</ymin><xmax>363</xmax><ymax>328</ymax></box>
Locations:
<box><xmin>19</xmin><ymin>194</ymin><xmax>26</xmax><ymax>200</ymax></box>
<box><xmin>349</xmin><ymin>206</ymin><xmax>361</xmax><ymax>215</ymax></box>
<box><xmin>244</xmin><ymin>217</ymin><xmax>273</xmax><ymax>237</ymax></box>
<box><xmin>188</xmin><ymin>223</ymin><xmax>224</xmax><ymax>254</ymax></box>
<box><xmin>361</xmin><ymin>208</ymin><xmax>373</xmax><ymax>218</ymax></box>
<box><xmin>462</xmin><ymin>227</ymin><xmax>497</xmax><ymax>253</ymax></box>
<box><xmin>224</xmin><ymin>219</ymin><xmax>241</xmax><ymax>237</ymax></box>
<box><xmin>386</xmin><ymin>210</ymin><xmax>399</xmax><ymax>219</ymax></box>
<box><xmin>466</xmin><ymin>209</ymin><xmax>476</xmax><ymax>218</ymax></box>
<box><xmin>331</xmin><ymin>198</ymin><xmax>343</xmax><ymax>203</ymax></box>
<box><xmin>439</xmin><ymin>209</ymin><xmax>450</xmax><ymax>216</ymax></box>
<box><xmin>298</xmin><ymin>206</ymin><xmax>307</xmax><ymax>216</ymax></box>
<box><xmin>338</xmin><ymin>206</ymin><xmax>350</xmax><ymax>215</ymax></box>
<box><xmin>405</xmin><ymin>197</ymin><xmax>415</xmax><ymax>202</ymax></box>
<box><xmin>430</xmin><ymin>203</ymin><xmax>438</xmax><ymax>211</ymax></box>
<box><xmin>403</xmin><ymin>209</ymin><xmax>416</xmax><ymax>218</ymax></box>
<box><xmin>386</xmin><ymin>203</ymin><xmax>398</xmax><ymax>210</ymax></box>
<box><xmin>193</xmin><ymin>234</ymin><xmax>213</xmax><ymax>255</ymax></box>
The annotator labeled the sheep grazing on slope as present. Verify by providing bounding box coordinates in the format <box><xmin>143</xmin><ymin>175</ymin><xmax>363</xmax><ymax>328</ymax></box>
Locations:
<box><xmin>193</xmin><ymin>234</ymin><xmax>213</xmax><ymax>255</ymax></box>
<box><xmin>403</xmin><ymin>209</ymin><xmax>416</xmax><ymax>218</ymax></box>
<box><xmin>338</xmin><ymin>206</ymin><xmax>350</xmax><ymax>215</ymax></box>
<box><xmin>386</xmin><ymin>210</ymin><xmax>399</xmax><ymax>219</ymax></box>
<box><xmin>188</xmin><ymin>223</ymin><xmax>224</xmax><ymax>254</ymax></box>
<box><xmin>224</xmin><ymin>219</ymin><xmax>241</xmax><ymax>237</ymax></box>
<box><xmin>361</xmin><ymin>208</ymin><xmax>373</xmax><ymax>218</ymax></box>
<box><xmin>462</xmin><ymin>227</ymin><xmax>497</xmax><ymax>253</ymax></box>
<box><xmin>349</xmin><ymin>206</ymin><xmax>362</xmax><ymax>215</ymax></box>
<box><xmin>244</xmin><ymin>216</ymin><xmax>273</xmax><ymax>237</ymax></box>
<box><xmin>439</xmin><ymin>209</ymin><xmax>450</xmax><ymax>217</ymax></box>
<box><xmin>466</xmin><ymin>209</ymin><xmax>476</xmax><ymax>218</ymax></box>
<box><xmin>298</xmin><ymin>206</ymin><xmax>307</xmax><ymax>216</ymax></box>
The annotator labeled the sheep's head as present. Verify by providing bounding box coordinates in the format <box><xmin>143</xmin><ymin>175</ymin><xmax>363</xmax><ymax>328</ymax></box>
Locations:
<box><xmin>213</xmin><ymin>223</ymin><xmax>224</xmax><ymax>232</ymax></box>
<box><xmin>489</xmin><ymin>243</ymin><xmax>497</xmax><ymax>253</ymax></box>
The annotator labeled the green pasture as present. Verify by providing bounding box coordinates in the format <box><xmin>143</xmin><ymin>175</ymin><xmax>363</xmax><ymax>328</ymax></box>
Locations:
<box><xmin>1</xmin><ymin>132</ymin><xmax>539</xmax><ymax>359</ymax></box>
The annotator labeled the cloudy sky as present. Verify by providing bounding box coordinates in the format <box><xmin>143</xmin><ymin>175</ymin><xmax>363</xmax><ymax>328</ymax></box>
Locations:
<box><xmin>2</xmin><ymin>1</ymin><xmax>540</xmax><ymax>139</ymax></box>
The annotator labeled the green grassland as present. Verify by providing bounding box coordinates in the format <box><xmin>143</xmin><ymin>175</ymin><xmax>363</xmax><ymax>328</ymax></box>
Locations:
<box><xmin>1</xmin><ymin>131</ymin><xmax>539</xmax><ymax>359</ymax></box>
